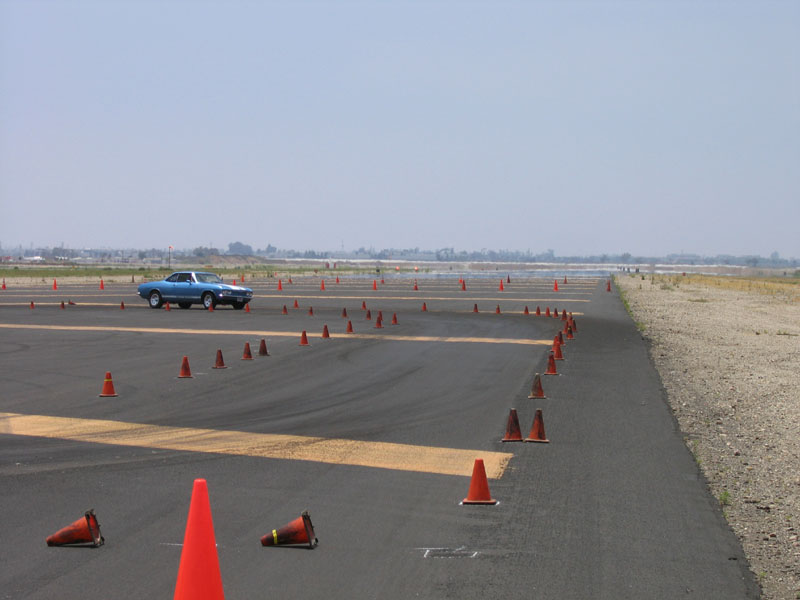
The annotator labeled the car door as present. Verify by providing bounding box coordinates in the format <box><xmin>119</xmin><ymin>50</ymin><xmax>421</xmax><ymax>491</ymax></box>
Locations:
<box><xmin>172</xmin><ymin>272</ymin><xmax>195</xmax><ymax>301</ymax></box>
<box><xmin>161</xmin><ymin>273</ymin><xmax>180</xmax><ymax>301</ymax></box>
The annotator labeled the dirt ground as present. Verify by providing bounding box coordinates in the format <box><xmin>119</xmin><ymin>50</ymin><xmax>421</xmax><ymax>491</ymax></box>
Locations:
<box><xmin>616</xmin><ymin>273</ymin><xmax>800</xmax><ymax>600</ymax></box>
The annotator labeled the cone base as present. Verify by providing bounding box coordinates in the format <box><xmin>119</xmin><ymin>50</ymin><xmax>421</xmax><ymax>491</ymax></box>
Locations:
<box><xmin>524</xmin><ymin>438</ymin><xmax>550</xmax><ymax>443</ymax></box>
<box><xmin>212</xmin><ymin>366</ymin><xmax>227</xmax><ymax>369</ymax></box>
<box><xmin>527</xmin><ymin>394</ymin><xmax>546</xmax><ymax>399</ymax></box>
<box><xmin>461</xmin><ymin>498</ymin><xmax>497</xmax><ymax>505</ymax></box>
<box><xmin>98</xmin><ymin>393</ymin><xmax>118</xmax><ymax>397</ymax></box>
<box><xmin>501</xmin><ymin>438</ymin><xmax>523</xmax><ymax>443</ymax></box>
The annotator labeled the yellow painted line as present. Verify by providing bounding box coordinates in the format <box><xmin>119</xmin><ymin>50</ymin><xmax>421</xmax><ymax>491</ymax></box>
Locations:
<box><xmin>0</xmin><ymin>323</ymin><xmax>551</xmax><ymax>345</ymax></box>
<box><xmin>0</xmin><ymin>412</ymin><xmax>511</xmax><ymax>478</ymax></box>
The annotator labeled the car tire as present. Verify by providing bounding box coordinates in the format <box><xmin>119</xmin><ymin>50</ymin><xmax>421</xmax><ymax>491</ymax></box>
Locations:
<box><xmin>202</xmin><ymin>292</ymin><xmax>216</xmax><ymax>310</ymax></box>
<box><xmin>232</xmin><ymin>301</ymin><xmax>245</xmax><ymax>310</ymax></box>
<box><xmin>178</xmin><ymin>302</ymin><xmax>192</xmax><ymax>309</ymax></box>
<box><xmin>148</xmin><ymin>290</ymin><xmax>163</xmax><ymax>309</ymax></box>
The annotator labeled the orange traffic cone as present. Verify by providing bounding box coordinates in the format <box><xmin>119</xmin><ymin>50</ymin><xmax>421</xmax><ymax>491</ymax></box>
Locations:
<box><xmin>120</xmin><ymin>301</ymin><xmax>125</xmax><ymax>310</ymax></box>
<box><xmin>60</xmin><ymin>301</ymin><xmax>65</xmax><ymax>310</ymax></box>
<box><xmin>68</xmin><ymin>300</ymin><xmax>76</xmax><ymax>305</ymax></box>
<box><xmin>53</xmin><ymin>279</ymin><xmax>58</xmax><ymax>290</ymax></box>
<box><xmin>536</xmin><ymin>306</ymin><xmax>541</xmax><ymax>316</ymax></box>
<box><xmin>165</xmin><ymin>301</ymin><xmax>171</xmax><ymax>311</ymax></box>
<box><xmin>606</xmin><ymin>280</ymin><xmax>611</xmax><ymax>292</ymax></box>
<box><xmin>461</xmin><ymin>459</ymin><xmax>497</xmax><ymax>505</ymax></box>
<box><xmin>473</xmin><ymin>303</ymin><xmax>479</xmax><ymax>313</ymax></box>
<box><xmin>553</xmin><ymin>308</ymin><xmax>559</xmax><ymax>318</ymax></box>
<box><xmin>335</xmin><ymin>276</ymin><xmax>340</xmax><ymax>284</ymax></box>
<box><xmin>528</xmin><ymin>373</ymin><xmax>546</xmax><ymax>399</ymax></box>
<box><xmin>322</xmin><ymin>324</ymin><xmax>330</xmax><ymax>338</ymax></box>
<box><xmin>99</xmin><ymin>371</ymin><xmax>118</xmax><ymax>397</ymax></box>
<box><xmin>374</xmin><ymin>316</ymin><xmax>383</xmax><ymax>329</ymax></box>
<box><xmin>341</xmin><ymin>307</ymin><xmax>348</xmax><ymax>318</ymax></box>
<box><xmin>377</xmin><ymin>310</ymin><xmax>383</xmax><ymax>321</ymax></box>
<box><xmin>564</xmin><ymin>276</ymin><xmax>568</xmax><ymax>284</ymax></box>
<box><xmin>277</xmin><ymin>279</ymin><xmax>283</xmax><ymax>291</ymax></box>
<box><xmin>46</xmin><ymin>509</ymin><xmax>104</xmax><ymax>547</ymax></box>
<box><xmin>461</xmin><ymin>281</ymin><xmax>466</xmax><ymax>291</ymax></box>
<box><xmin>282</xmin><ymin>305</ymin><xmax>288</xmax><ymax>314</ymax></box>
<box><xmin>562</xmin><ymin>310</ymin><xmax>567</xmax><ymax>322</ymax></box>
<box><xmin>99</xmin><ymin>279</ymin><xmax>105</xmax><ymax>290</ymax></box>
<box><xmin>1</xmin><ymin>278</ymin><xmax>5</xmax><ymax>290</ymax></box>
<box><xmin>553</xmin><ymin>280</ymin><xmax>558</xmax><ymax>291</ymax></box>
<box><xmin>288</xmin><ymin>277</ymin><xmax>293</xmax><ymax>284</ymax></box>
<box><xmin>553</xmin><ymin>336</ymin><xmax>564</xmax><ymax>360</ymax></box>
<box><xmin>365</xmin><ymin>309</ymin><xmax>372</xmax><ymax>320</ymax></box>
<box><xmin>346</xmin><ymin>320</ymin><xmax>354</xmax><ymax>333</ymax></box>
<box><xmin>308</xmin><ymin>306</ymin><xmax>314</xmax><ymax>316</ymax></box>
<box><xmin>173</xmin><ymin>479</ymin><xmax>225</xmax><ymax>600</ymax></box>
<box><xmin>258</xmin><ymin>339</ymin><xmax>269</xmax><ymax>356</ymax></box>
<box><xmin>499</xmin><ymin>280</ymin><xmax>504</xmax><ymax>291</ymax></box>
<box><xmin>545</xmin><ymin>351</ymin><xmax>558</xmax><ymax>375</ymax></box>
<box><xmin>495</xmin><ymin>305</ymin><xmax>501</xmax><ymax>314</ymax></box>
<box><xmin>29</xmin><ymin>301</ymin><xmax>35</xmax><ymax>309</ymax></box>
<box><xmin>361</xmin><ymin>301</ymin><xmax>367</xmax><ymax>310</ymax></box>
<box><xmin>507</xmin><ymin>275</ymin><xmax>511</xmax><ymax>283</ymax></box>
<box><xmin>373</xmin><ymin>280</ymin><xmax>378</xmax><ymax>291</ymax></box>
<box><xmin>381</xmin><ymin>278</ymin><xmax>385</xmax><ymax>284</ymax></box>
<box><xmin>320</xmin><ymin>280</ymin><xmax>326</xmax><ymax>291</ymax></box>
<box><xmin>178</xmin><ymin>356</ymin><xmax>192</xmax><ymax>378</ymax></box>
<box><xmin>293</xmin><ymin>299</ymin><xmax>299</xmax><ymax>309</ymax></box>
<box><xmin>413</xmin><ymin>281</ymin><xmax>419</xmax><ymax>291</ymax></box>
<box><xmin>299</xmin><ymin>330</ymin><xmax>310</xmax><ymax>346</ymax></box>
<box><xmin>558</xmin><ymin>331</ymin><xmax>565</xmax><ymax>346</ymax></box>
<box><xmin>525</xmin><ymin>409</ymin><xmax>549</xmax><ymax>443</ymax></box>
<box><xmin>566</xmin><ymin>326</ymin><xmax>574</xmax><ymax>340</ymax></box>
<box><xmin>260</xmin><ymin>511</ymin><xmax>317</xmax><ymax>548</ymax></box>
<box><xmin>524</xmin><ymin>306</ymin><xmax>529</xmax><ymax>315</ymax></box>
<box><xmin>421</xmin><ymin>302</ymin><xmax>427</xmax><ymax>312</ymax></box>
<box><xmin>232</xmin><ymin>279</ymin><xmax>236</xmax><ymax>286</ymax></box>
<box><xmin>571</xmin><ymin>318</ymin><xmax>578</xmax><ymax>332</ymax></box>
<box><xmin>242</xmin><ymin>342</ymin><xmax>254</xmax><ymax>360</ymax></box>
<box><xmin>391</xmin><ymin>313</ymin><xmax>398</xmax><ymax>325</ymax></box>
<box><xmin>213</xmin><ymin>349</ymin><xmax>227</xmax><ymax>369</ymax></box>
<box><xmin>502</xmin><ymin>408</ymin><xmax>523</xmax><ymax>442</ymax></box>
<box><xmin>545</xmin><ymin>307</ymin><xmax>551</xmax><ymax>317</ymax></box>
<box><xmin>245</xmin><ymin>303</ymin><xmax>250</xmax><ymax>313</ymax></box>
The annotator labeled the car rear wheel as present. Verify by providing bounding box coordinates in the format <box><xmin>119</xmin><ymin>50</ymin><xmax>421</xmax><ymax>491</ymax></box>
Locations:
<box><xmin>202</xmin><ymin>292</ymin><xmax>217</xmax><ymax>310</ymax></box>
<box><xmin>178</xmin><ymin>302</ymin><xmax>192</xmax><ymax>309</ymax></box>
<box><xmin>148</xmin><ymin>291</ymin><xmax>163</xmax><ymax>309</ymax></box>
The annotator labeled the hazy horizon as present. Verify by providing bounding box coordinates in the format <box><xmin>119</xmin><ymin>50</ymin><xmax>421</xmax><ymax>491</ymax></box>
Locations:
<box><xmin>1</xmin><ymin>1</ymin><xmax>798</xmax><ymax>258</ymax></box>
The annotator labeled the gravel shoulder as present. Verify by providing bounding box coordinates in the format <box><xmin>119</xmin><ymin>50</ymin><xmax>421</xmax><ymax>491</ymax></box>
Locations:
<box><xmin>616</xmin><ymin>274</ymin><xmax>800</xmax><ymax>600</ymax></box>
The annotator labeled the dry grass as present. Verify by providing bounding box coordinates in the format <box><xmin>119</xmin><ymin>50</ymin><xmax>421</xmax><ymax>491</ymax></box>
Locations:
<box><xmin>641</xmin><ymin>274</ymin><xmax>800</xmax><ymax>302</ymax></box>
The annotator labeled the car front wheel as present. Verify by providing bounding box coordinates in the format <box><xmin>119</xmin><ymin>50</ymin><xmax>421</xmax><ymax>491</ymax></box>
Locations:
<box><xmin>202</xmin><ymin>292</ymin><xmax>217</xmax><ymax>310</ymax></box>
<box><xmin>148</xmin><ymin>291</ymin><xmax>163</xmax><ymax>309</ymax></box>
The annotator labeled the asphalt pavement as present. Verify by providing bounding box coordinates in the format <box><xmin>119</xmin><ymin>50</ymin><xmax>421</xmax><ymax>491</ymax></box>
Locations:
<box><xmin>0</xmin><ymin>275</ymin><xmax>759</xmax><ymax>599</ymax></box>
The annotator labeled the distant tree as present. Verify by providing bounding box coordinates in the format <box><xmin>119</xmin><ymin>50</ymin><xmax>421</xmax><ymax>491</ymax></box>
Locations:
<box><xmin>227</xmin><ymin>242</ymin><xmax>253</xmax><ymax>255</ymax></box>
<box><xmin>620</xmin><ymin>252</ymin><xmax>632</xmax><ymax>263</ymax></box>
<box><xmin>193</xmin><ymin>246</ymin><xmax>219</xmax><ymax>257</ymax></box>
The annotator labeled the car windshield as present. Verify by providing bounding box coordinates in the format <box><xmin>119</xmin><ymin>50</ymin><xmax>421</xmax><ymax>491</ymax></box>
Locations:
<box><xmin>195</xmin><ymin>273</ymin><xmax>222</xmax><ymax>284</ymax></box>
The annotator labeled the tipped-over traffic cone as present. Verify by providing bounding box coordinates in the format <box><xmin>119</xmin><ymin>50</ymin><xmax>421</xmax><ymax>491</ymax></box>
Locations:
<box><xmin>242</xmin><ymin>342</ymin><xmax>254</xmax><ymax>360</ymax></box>
<box><xmin>322</xmin><ymin>324</ymin><xmax>330</xmax><ymax>338</ymax></box>
<box><xmin>365</xmin><ymin>309</ymin><xmax>371</xmax><ymax>320</ymax></box>
<box><xmin>525</xmin><ymin>409</ymin><xmax>549</xmax><ymax>443</ymax></box>
<box><xmin>213</xmin><ymin>349</ymin><xmax>227</xmax><ymax>369</ymax></box>
<box><xmin>173</xmin><ymin>479</ymin><xmax>225</xmax><ymax>600</ymax></box>
<box><xmin>277</xmin><ymin>279</ymin><xmax>283</xmax><ymax>291</ymax></box>
<box><xmin>341</xmin><ymin>307</ymin><xmax>348</xmax><ymax>318</ymax></box>
<box><xmin>391</xmin><ymin>312</ymin><xmax>398</xmax><ymax>325</ymax></box>
<box><xmin>260</xmin><ymin>511</ymin><xmax>317</xmax><ymax>548</ymax></box>
<box><xmin>502</xmin><ymin>408</ymin><xmax>523</xmax><ymax>442</ymax></box>
<box><xmin>99</xmin><ymin>372</ymin><xmax>118</xmax><ymax>397</ymax></box>
<box><xmin>421</xmin><ymin>302</ymin><xmax>427</xmax><ymax>312</ymax></box>
<box><xmin>473</xmin><ymin>303</ymin><xmax>479</xmax><ymax>313</ymax></box>
<box><xmin>99</xmin><ymin>279</ymin><xmax>105</xmax><ymax>290</ymax></box>
<box><xmin>536</xmin><ymin>306</ymin><xmax>541</xmax><ymax>316</ymax></box>
<box><xmin>461</xmin><ymin>459</ymin><xmax>497</xmax><ymax>505</ymax></box>
<box><xmin>499</xmin><ymin>280</ymin><xmax>504</xmax><ymax>291</ymax></box>
<box><xmin>553</xmin><ymin>280</ymin><xmax>558</xmax><ymax>291</ymax></box>
<box><xmin>524</xmin><ymin>306</ymin><xmax>529</xmax><ymax>315</ymax></box>
<box><xmin>53</xmin><ymin>279</ymin><xmax>58</xmax><ymax>290</ymax></box>
<box><xmin>320</xmin><ymin>280</ymin><xmax>326</xmax><ymax>291</ymax></box>
<box><xmin>346</xmin><ymin>320</ymin><xmax>354</xmax><ymax>333</ymax></box>
<box><xmin>528</xmin><ymin>373</ymin><xmax>546</xmax><ymax>399</ymax></box>
<box><xmin>258</xmin><ymin>339</ymin><xmax>269</xmax><ymax>356</ymax></box>
<box><xmin>68</xmin><ymin>300</ymin><xmax>76</xmax><ymax>305</ymax></box>
<box><xmin>545</xmin><ymin>351</ymin><xmax>558</xmax><ymax>375</ymax></box>
<box><xmin>178</xmin><ymin>356</ymin><xmax>192</xmax><ymax>378</ymax></box>
<box><xmin>46</xmin><ymin>509</ymin><xmax>104</xmax><ymax>547</ymax></box>
<box><xmin>299</xmin><ymin>330</ymin><xmax>310</xmax><ymax>346</ymax></box>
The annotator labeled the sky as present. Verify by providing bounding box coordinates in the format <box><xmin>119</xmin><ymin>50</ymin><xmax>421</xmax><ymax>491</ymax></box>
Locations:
<box><xmin>1</xmin><ymin>0</ymin><xmax>798</xmax><ymax>258</ymax></box>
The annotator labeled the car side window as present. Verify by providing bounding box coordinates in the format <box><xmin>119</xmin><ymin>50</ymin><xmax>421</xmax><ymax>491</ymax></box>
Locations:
<box><xmin>176</xmin><ymin>273</ymin><xmax>191</xmax><ymax>283</ymax></box>
<box><xmin>166</xmin><ymin>274</ymin><xmax>179</xmax><ymax>282</ymax></box>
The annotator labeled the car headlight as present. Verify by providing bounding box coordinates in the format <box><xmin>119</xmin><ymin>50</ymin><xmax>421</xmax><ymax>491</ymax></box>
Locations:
<box><xmin>220</xmin><ymin>290</ymin><xmax>231</xmax><ymax>296</ymax></box>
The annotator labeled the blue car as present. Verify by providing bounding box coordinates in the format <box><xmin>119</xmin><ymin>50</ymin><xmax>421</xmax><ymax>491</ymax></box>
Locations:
<box><xmin>137</xmin><ymin>271</ymin><xmax>253</xmax><ymax>309</ymax></box>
